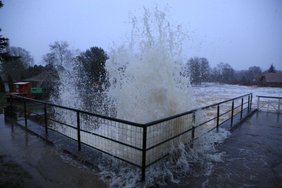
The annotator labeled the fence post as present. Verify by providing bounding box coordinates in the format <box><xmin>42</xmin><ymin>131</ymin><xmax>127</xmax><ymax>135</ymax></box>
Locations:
<box><xmin>278</xmin><ymin>99</ymin><xmax>281</xmax><ymax>112</ymax></box>
<box><xmin>77</xmin><ymin>111</ymin><xmax>81</xmax><ymax>151</ymax></box>
<box><xmin>44</xmin><ymin>104</ymin><xmax>48</xmax><ymax>135</ymax></box>
<box><xmin>24</xmin><ymin>101</ymin><xmax>27</xmax><ymax>128</ymax></box>
<box><xmin>257</xmin><ymin>96</ymin><xmax>260</xmax><ymax>111</ymax></box>
<box><xmin>247</xmin><ymin>95</ymin><xmax>250</xmax><ymax>113</ymax></box>
<box><xmin>250</xmin><ymin>94</ymin><xmax>253</xmax><ymax>112</ymax></box>
<box><xmin>240</xmin><ymin>97</ymin><xmax>244</xmax><ymax>120</ymax></box>
<box><xmin>141</xmin><ymin>126</ymin><xmax>147</xmax><ymax>181</ymax></box>
<box><xmin>191</xmin><ymin>112</ymin><xmax>196</xmax><ymax>148</ymax></box>
<box><xmin>191</xmin><ymin>126</ymin><xmax>195</xmax><ymax>146</ymax></box>
<box><xmin>279</xmin><ymin>99</ymin><xmax>281</xmax><ymax>113</ymax></box>
<box><xmin>216</xmin><ymin>104</ymin><xmax>220</xmax><ymax>132</ymax></box>
<box><xmin>230</xmin><ymin>100</ymin><xmax>234</xmax><ymax>128</ymax></box>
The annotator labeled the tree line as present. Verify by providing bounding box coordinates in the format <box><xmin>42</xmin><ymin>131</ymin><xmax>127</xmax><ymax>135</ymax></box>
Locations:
<box><xmin>183</xmin><ymin>57</ymin><xmax>279</xmax><ymax>85</ymax></box>
<box><xmin>0</xmin><ymin>40</ymin><xmax>108</xmax><ymax>93</ymax></box>
<box><xmin>1</xmin><ymin>39</ymin><xmax>280</xmax><ymax>94</ymax></box>
<box><xmin>0</xmin><ymin>1</ymin><xmax>109</xmax><ymax>94</ymax></box>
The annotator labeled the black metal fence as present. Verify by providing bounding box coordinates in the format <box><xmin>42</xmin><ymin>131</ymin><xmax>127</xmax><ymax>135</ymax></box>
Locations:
<box><xmin>6</xmin><ymin>93</ymin><xmax>253</xmax><ymax>181</ymax></box>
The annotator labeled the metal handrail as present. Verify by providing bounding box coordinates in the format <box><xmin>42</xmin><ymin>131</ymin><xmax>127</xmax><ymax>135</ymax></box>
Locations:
<box><xmin>9</xmin><ymin>94</ymin><xmax>143</xmax><ymax>127</ymax></box>
<box><xmin>144</xmin><ymin>93</ymin><xmax>252</xmax><ymax>127</ymax></box>
<box><xmin>257</xmin><ymin>95</ymin><xmax>282</xmax><ymax>99</ymax></box>
<box><xmin>144</xmin><ymin>93</ymin><xmax>253</xmax><ymax>168</ymax></box>
<box><xmin>10</xmin><ymin>93</ymin><xmax>252</xmax><ymax>127</ymax></box>
<box><xmin>7</xmin><ymin>92</ymin><xmax>253</xmax><ymax>181</ymax></box>
<box><xmin>257</xmin><ymin>95</ymin><xmax>281</xmax><ymax>113</ymax></box>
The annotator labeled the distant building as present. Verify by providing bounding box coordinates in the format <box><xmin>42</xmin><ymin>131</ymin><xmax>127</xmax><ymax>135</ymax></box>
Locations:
<box><xmin>258</xmin><ymin>73</ymin><xmax>282</xmax><ymax>87</ymax></box>
<box><xmin>23</xmin><ymin>70</ymin><xmax>58</xmax><ymax>97</ymax></box>
<box><xmin>12</xmin><ymin>81</ymin><xmax>32</xmax><ymax>98</ymax></box>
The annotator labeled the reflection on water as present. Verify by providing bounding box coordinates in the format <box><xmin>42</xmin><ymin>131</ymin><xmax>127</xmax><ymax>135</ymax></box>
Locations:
<box><xmin>0</xmin><ymin>114</ymin><xmax>107</xmax><ymax>188</ymax></box>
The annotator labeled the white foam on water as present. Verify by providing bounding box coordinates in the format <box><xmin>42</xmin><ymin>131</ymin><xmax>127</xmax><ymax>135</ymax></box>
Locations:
<box><xmin>95</xmin><ymin>128</ymin><xmax>231</xmax><ymax>187</ymax></box>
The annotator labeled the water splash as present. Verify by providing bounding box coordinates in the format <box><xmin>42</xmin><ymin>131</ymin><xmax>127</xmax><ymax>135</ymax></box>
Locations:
<box><xmin>96</xmin><ymin>8</ymin><xmax>230</xmax><ymax>187</ymax></box>
<box><xmin>105</xmin><ymin>8</ymin><xmax>194</xmax><ymax>123</ymax></box>
<box><xmin>96</xmin><ymin>127</ymin><xmax>230</xmax><ymax>187</ymax></box>
<box><xmin>51</xmin><ymin>7</ymin><xmax>232</xmax><ymax>188</ymax></box>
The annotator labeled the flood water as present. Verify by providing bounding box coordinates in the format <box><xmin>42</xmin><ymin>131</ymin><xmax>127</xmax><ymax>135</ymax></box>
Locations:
<box><xmin>165</xmin><ymin>111</ymin><xmax>282</xmax><ymax>188</ymax></box>
<box><xmin>1</xmin><ymin>84</ymin><xmax>282</xmax><ymax>188</ymax></box>
<box><xmin>192</xmin><ymin>83</ymin><xmax>282</xmax><ymax>107</ymax></box>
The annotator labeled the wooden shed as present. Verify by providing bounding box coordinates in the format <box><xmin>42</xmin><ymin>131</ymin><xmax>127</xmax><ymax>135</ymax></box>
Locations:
<box><xmin>12</xmin><ymin>81</ymin><xmax>32</xmax><ymax>98</ymax></box>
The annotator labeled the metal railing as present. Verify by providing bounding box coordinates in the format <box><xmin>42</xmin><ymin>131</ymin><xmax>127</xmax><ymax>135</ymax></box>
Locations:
<box><xmin>257</xmin><ymin>95</ymin><xmax>282</xmax><ymax>113</ymax></box>
<box><xmin>142</xmin><ymin>93</ymin><xmax>253</xmax><ymax>174</ymax></box>
<box><xmin>6</xmin><ymin>93</ymin><xmax>253</xmax><ymax>181</ymax></box>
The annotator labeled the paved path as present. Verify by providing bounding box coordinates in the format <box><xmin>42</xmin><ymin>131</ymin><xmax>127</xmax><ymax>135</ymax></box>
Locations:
<box><xmin>0</xmin><ymin>114</ymin><xmax>107</xmax><ymax>188</ymax></box>
<box><xmin>167</xmin><ymin>111</ymin><xmax>282</xmax><ymax>188</ymax></box>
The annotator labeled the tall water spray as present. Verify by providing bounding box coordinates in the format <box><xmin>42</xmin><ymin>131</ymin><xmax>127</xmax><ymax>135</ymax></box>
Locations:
<box><xmin>52</xmin><ymin>9</ymin><xmax>195</xmax><ymax>124</ymax></box>
<box><xmin>106</xmin><ymin>9</ymin><xmax>195</xmax><ymax>123</ymax></box>
<box><xmin>49</xmin><ymin>9</ymin><xmax>231</xmax><ymax>187</ymax></box>
<box><xmin>51</xmin><ymin>8</ymin><xmax>196</xmax><ymax>161</ymax></box>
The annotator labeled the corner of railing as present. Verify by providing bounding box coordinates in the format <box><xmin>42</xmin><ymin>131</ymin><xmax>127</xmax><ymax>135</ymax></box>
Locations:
<box><xmin>141</xmin><ymin>125</ymin><xmax>147</xmax><ymax>182</ymax></box>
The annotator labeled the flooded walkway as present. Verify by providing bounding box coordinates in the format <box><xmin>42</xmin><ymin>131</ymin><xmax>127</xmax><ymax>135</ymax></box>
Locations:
<box><xmin>1</xmin><ymin>110</ymin><xmax>282</xmax><ymax>187</ymax></box>
<box><xmin>169</xmin><ymin>111</ymin><xmax>282</xmax><ymax>188</ymax></box>
<box><xmin>0</xmin><ymin>114</ymin><xmax>107</xmax><ymax>188</ymax></box>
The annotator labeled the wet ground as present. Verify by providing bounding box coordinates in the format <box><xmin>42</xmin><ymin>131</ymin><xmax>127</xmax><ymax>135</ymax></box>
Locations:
<box><xmin>1</xmin><ymin>110</ymin><xmax>282</xmax><ymax>187</ymax></box>
<box><xmin>167</xmin><ymin>111</ymin><xmax>282</xmax><ymax>188</ymax></box>
<box><xmin>0</xmin><ymin>114</ymin><xmax>107</xmax><ymax>188</ymax></box>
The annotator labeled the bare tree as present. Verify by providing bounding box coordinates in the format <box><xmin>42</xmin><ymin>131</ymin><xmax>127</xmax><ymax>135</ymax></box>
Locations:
<box><xmin>246</xmin><ymin>66</ymin><xmax>262</xmax><ymax>82</ymax></box>
<box><xmin>8</xmin><ymin>46</ymin><xmax>34</xmax><ymax>68</ymax></box>
<box><xmin>187</xmin><ymin>57</ymin><xmax>201</xmax><ymax>84</ymax></box>
<box><xmin>43</xmin><ymin>41</ymin><xmax>73</xmax><ymax>66</ymax></box>
<box><xmin>212</xmin><ymin>62</ymin><xmax>234</xmax><ymax>83</ymax></box>
<box><xmin>199</xmin><ymin>57</ymin><xmax>210</xmax><ymax>82</ymax></box>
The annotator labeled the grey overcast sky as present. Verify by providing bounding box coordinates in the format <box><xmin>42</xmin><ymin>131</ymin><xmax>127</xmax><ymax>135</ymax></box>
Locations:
<box><xmin>0</xmin><ymin>0</ymin><xmax>282</xmax><ymax>70</ymax></box>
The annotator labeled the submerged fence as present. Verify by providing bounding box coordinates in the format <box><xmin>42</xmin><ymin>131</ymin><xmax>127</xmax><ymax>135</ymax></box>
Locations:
<box><xmin>5</xmin><ymin>93</ymin><xmax>253</xmax><ymax>181</ymax></box>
